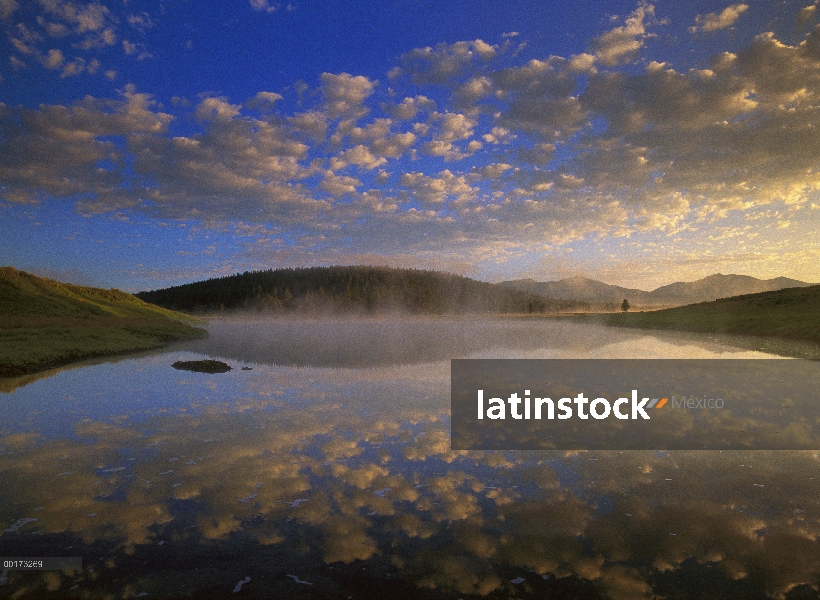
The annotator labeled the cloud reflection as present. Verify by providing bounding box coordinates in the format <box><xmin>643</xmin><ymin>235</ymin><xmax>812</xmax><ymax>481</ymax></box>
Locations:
<box><xmin>2</xmin><ymin>319</ymin><xmax>819</xmax><ymax>597</ymax></box>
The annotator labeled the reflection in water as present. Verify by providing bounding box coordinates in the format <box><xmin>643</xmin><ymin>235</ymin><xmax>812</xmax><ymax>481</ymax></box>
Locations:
<box><xmin>179</xmin><ymin>315</ymin><xmax>808</xmax><ymax>367</ymax></box>
<box><xmin>1</xmin><ymin>318</ymin><xmax>819</xmax><ymax>598</ymax></box>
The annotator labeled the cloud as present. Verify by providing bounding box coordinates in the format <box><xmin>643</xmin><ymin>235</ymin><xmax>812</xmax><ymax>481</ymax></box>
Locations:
<box><xmin>590</xmin><ymin>2</ymin><xmax>660</xmax><ymax>66</ymax></box>
<box><xmin>320</xmin><ymin>72</ymin><xmax>376</xmax><ymax>119</ymax></box>
<box><xmin>0</xmin><ymin>87</ymin><xmax>172</xmax><ymax>204</ymax></box>
<box><xmin>421</xmin><ymin>111</ymin><xmax>479</xmax><ymax>160</ymax></box>
<box><xmin>691</xmin><ymin>4</ymin><xmax>749</xmax><ymax>33</ymax></box>
<box><xmin>287</xmin><ymin>110</ymin><xmax>329</xmax><ymax>143</ymax></box>
<box><xmin>329</xmin><ymin>144</ymin><xmax>387</xmax><ymax>170</ymax></box>
<box><xmin>60</xmin><ymin>55</ymin><xmax>99</xmax><ymax>77</ymax></box>
<box><xmin>394</xmin><ymin>39</ymin><xmax>501</xmax><ymax>86</ymax></box>
<box><xmin>382</xmin><ymin>96</ymin><xmax>436</xmax><ymax>120</ymax></box>
<box><xmin>5</xmin><ymin>3</ymin><xmax>820</xmax><ymax>281</ymax></box>
<box><xmin>399</xmin><ymin>170</ymin><xmax>477</xmax><ymax>206</ymax></box>
<box><xmin>249</xmin><ymin>0</ymin><xmax>278</xmax><ymax>13</ymax></box>
<box><xmin>194</xmin><ymin>96</ymin><xmax>242</xmax><ymax>122</ymax></box>
<box><xmin>489</xmin><ymin>57</ymin><xmax>587</xmax><ymax>139</ymax></box>
<box><xmin>320</xmin><ymin>171</ymin><xmax>361</xmax><ymax>197</ymax></box>
<box><xmin>0</xmin><ymin>0</ymin><xmax>18</xmax><ymax>20</ymax></box>
<box><xmin>41</xmin><ymin>48</ymin><xmax>64</xmax><ymax>69</ymax></box>
<box><xmin>38</xmin><ymin>0</ymin><xmax>113</xmax><ymax>34</ymax></box>
<box><xmin>245</xmin><ymin>91</ymin><xmax>284</xmax><ymax>112</ymax></box>
<box><xmin>4</xmin><ymin>1</ymin><xmax>157</xmax><ymax>79</ymax></box>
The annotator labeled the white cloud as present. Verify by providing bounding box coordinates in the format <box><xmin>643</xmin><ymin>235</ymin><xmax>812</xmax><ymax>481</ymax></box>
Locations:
<box><xmin>5</xmin><ymin>3</ymin><xmax>820</xmax><ymax>278</ymax></box>
<box><xmin>249</xmin><ymin>0</ymin><xmax>278</xmax><ymax>13</ymax></box>
<box><xmin>320</xmin><ymin>171</ymin><xmax>361</xmax><ymax>197</ymax></box>
<box><xmin>245</xmin><ymin>91</ymin><xmax>284</xmax><ymax>112</ymax></box>
<box><xmin>330</xmin><ymin>145</ymin><xmax>387</xmax><ymax>171</ymax></box>
<box><xmin>41</xmin><ymin>48</ymin><xmax>64</xmax><ymax>69</ymax></box>
<box><xmin>321</xmin><ymin>72</ymin><xmax>376</xmax><ymax>119</ymax></box>
<box><xmin>395</xmin><ymin>40</ymin><xmax>501</xmax><ymax>86</ymax></box>
<box><xmin>590</xmin><ymin>2</ymin><xmax>659</xmax><ymax>66</ymax></box>
<box><xmin>382</xmin><ymin>96</ymin><xmax>435</xmax><ymax>120</ymax></box>
<box><xmin>421</xmin><ymin>111</ymin><xmax>479</xmax><ymax>160</ymax></box>
<box><xmin>399</xmin><ymin>170</ymin><xmax>477</xmax><ymax>206</ymax></box>
<box><xmin>195</xmin><ymin>97</ymin><xmax>242</xmax><ymax>122</ymax></box>
<box><xmin>691</xmin><ymin>4</ymin><xmax>749</xmax><ymax>33</ymax></box>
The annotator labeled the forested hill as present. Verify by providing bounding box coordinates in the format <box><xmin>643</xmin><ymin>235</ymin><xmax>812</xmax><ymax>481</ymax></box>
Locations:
<box><xmin>136</xmin><ymin>266</ymin><xmax>585</xmax><ymax>315</ymax></box>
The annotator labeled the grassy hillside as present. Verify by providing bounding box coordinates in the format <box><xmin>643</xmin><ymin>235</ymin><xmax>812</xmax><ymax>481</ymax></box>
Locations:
<box><xmin>599</xmin><ymin>284</ymin><xmax>820</xmax><ymax>344</ymax></box>
<box><xmin>136</xmin><ymin>266</ymin><xmax>585</xmax><ymax>315</ymax></box>
<box><xmin>0</xmin><ymin>267</ymin><xmax>207</xmax><ymax>377</ymax></box>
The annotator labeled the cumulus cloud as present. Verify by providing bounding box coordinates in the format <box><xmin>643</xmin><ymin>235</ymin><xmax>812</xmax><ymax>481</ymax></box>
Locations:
<box><xmin>394</xmin><ymin>39</ymin><xmax>501</xmax><ymax>86</ymax></box>
<box><xmin>245</xmin><ymin>91</ymin><xmax>284</xmax><ymax>112</ymax></box>
<box><xmin>5</xmin><ymin>3</ymin><xmax>820</xmax><ymax>279</ymax></box>
<box><xmin>691</xmin><ymin>3</ymin><xmax>749</xmax><ymax>33</ymax></box>
<box><xmin>321</xmin><ymin>72</ymin><xmax>376</xmax><ymax>119</ymax></box>
<box><xmin>329</xmin><ymin>144</ymin><xmax>387</xmax><ymax>171</ymax></box>
<box><xmin>195</xmin><ymin>96</ymin><xmax>242</xmax><ymax>122</ymax></box>
<box><xmin>41</xmin><ymin>47</ymin><xmax>64</xmax><ymax>69</ymax></box>
<box><xmin>0</xmin><ymin>87</ymin><xmax>172</xmax><ymax>205</ymax></box>
<box><xmin>489</xmin><ymin>57</ymin><xmax>586</xmax><ymax>139</ymax></box>
<box><xmin>320</xmin><ymin>171</ymin><xmax>361</xmax><ymax>197</ymax></box>
<box><xmin>590</xmin><ymin>2</ymin><xmax>659</xmax><ymax>66</ymax></box>
<box><xmin>382</xmin><ymin>96</ymin><xmax>436</xmax><ymax>120</ymax></box>
<box><xmin>421</xmin><ymin>111</ymin><xmax>479</xmax><ymax>160</ymax></box>
<box><xmin>399</xmin><ymin>170</ymin><xmax>477</xmax><ymax>206</ymax></box>
<box><xmin>287</xmin><ymin>110</ymin><xmax>329</xmax><ymax>143</ymax></box>
<box><xmin>4</xmin><ymin>1</ymin><xmax>157</xmax><ymax>79</ymax></box>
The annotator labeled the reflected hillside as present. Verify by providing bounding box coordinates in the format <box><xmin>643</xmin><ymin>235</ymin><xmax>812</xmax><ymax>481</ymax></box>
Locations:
<box><xmin>0</xmin><ymin>347</ymin><xmax>180</xmax><ymax>394</ymax></box>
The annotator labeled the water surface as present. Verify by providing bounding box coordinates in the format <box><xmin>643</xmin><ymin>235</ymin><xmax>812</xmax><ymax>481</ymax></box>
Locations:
<box><xmin>1</xmin><ymin>318</ymin><xmax>818</xmax><ymax>599</ymax></box>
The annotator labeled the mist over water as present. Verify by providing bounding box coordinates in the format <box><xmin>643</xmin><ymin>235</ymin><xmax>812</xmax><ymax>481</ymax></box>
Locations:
<box><xmin>178</xmin><ymin>316</ymin><xmax>777</xmax><ymax>368</ymax></box>
<box><xmin>0</xmin><ymin>317</ymin><xmax>816</xmax><ymax>599</ymax></box>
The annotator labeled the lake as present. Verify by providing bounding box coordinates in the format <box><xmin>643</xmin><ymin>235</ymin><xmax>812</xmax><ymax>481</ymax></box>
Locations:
<box><xmin>1</xmin><ymin>317</ymin><xmax>819</xmax><ymax>599</ymax></box>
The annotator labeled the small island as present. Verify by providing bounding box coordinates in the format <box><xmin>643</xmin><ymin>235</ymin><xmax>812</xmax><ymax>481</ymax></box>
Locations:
<box><xmin>0</xmin><ymin>267</ymin><xmax>207</xmax><ymax>378</ymax></box>
<box><xmin>172</xmin><ymin>359</ymin><xmax>232</xmax><ymax>373</ymax></box>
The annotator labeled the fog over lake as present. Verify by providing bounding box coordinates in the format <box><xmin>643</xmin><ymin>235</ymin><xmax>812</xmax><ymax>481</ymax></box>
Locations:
<box><xmin>2</xmin><ymin>318</ymin><xmax>819</xmax><ymax>599</ymax></box>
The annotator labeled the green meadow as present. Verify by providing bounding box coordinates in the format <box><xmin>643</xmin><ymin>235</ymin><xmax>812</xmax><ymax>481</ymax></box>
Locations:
<box><xmin>0</xmin><ymin>267</ymin><xmax>206</xmax><ymax>377</ymax></box>
<box><xmin>599</xmin><ymin>284</ymin><xmax>820</xmax><ymax>344</ymax></box>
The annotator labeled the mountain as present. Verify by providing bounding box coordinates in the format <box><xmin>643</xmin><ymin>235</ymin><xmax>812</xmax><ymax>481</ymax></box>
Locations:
<box><xmin>647</xmin><ymin>274</ymin><xmax>813</xmax><ymax>304</ymax></box>
<box><xmin>501</xmin><ymin>274</ymin><xmax>815</xmax><ymax>307</ymax></box>
<box><xmin>135</xmin><ymin>266</ymin><xmax>586</xmax><ymax>315</ymax></box>
<box><xmin>0</xmin><ymin>267</ymin><xmax>206</xmax><ymax>378</ymax></box>
<box><xmin>501</xmin><ymin>276</ymin><xmax>651</xmax><ymax>304</ymax></box>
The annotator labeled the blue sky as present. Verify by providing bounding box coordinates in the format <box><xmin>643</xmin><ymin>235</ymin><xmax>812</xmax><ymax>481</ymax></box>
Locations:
<box><xmin>1</xmin><ymin>0</ymin><xmax>819</xmax><ymax>291</ymax></box>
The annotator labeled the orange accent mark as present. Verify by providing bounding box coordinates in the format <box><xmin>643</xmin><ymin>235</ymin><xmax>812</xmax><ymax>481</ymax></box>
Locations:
<box><xmin>656</xmin><ymin>398</ymin><xmax>667</xmax><ymax>409</ymax></box>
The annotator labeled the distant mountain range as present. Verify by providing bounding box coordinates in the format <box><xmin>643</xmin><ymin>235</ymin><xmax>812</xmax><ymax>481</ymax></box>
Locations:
<box><xmin>499</xmin><ymin>274</ymin><xmax>816</xmax><ymax>308</ymax></box>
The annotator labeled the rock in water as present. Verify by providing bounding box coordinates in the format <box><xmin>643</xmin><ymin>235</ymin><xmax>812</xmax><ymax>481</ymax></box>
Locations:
<box><xmin>172</xmin><ymin>359</ymin><xmax>232</xmax><ymax>373</ymax></box>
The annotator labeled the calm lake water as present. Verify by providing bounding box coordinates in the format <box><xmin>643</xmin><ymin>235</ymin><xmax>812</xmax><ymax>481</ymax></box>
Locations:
<box><xmin>1</xmin><ymin>317</ymin><xmax>820</xmax><ymax>599</ymax></box>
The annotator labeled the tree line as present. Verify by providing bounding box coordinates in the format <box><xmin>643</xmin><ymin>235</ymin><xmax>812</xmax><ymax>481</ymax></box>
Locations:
<box><xmin>135</xmin><ymin>266</ymin><xmax>588</xmax><ymax>315</ymax></box>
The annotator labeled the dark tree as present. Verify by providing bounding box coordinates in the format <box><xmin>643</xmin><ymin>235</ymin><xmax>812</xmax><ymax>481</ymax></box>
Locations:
<box><xmin>621</xmin><ymin>298</ymin><xmax>630</xmax><ymax>312</ymax></box>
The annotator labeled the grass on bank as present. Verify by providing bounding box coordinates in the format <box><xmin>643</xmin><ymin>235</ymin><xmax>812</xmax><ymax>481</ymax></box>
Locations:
<box><xmin>598</xmin><ymin>284</ymin><xmax>820</xmax><ymax>344</ymax></box>
<box><xmin>0</xmin><ymin>267</ymin><xmax>207</xmax><ymax>378</ymax></box>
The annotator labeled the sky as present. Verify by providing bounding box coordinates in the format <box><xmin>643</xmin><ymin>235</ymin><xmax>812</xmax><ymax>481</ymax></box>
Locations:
<box><xmin>1</xmin><ymin>0</ymin><xmax>819</xmax><ymax>292</ymax></box>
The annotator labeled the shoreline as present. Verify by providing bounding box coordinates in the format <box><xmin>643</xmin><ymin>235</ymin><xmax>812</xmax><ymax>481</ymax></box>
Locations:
<box><xmin>0</xmin><ymin>321</ymin><xmax>207</xmax><ymax>379</ymax></box>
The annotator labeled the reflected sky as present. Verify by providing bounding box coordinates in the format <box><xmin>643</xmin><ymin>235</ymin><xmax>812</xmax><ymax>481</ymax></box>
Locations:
<box><xmin>1</xmin><ymin>318</ymin><xmax>818</xmax><ymax>599</ymax></box>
